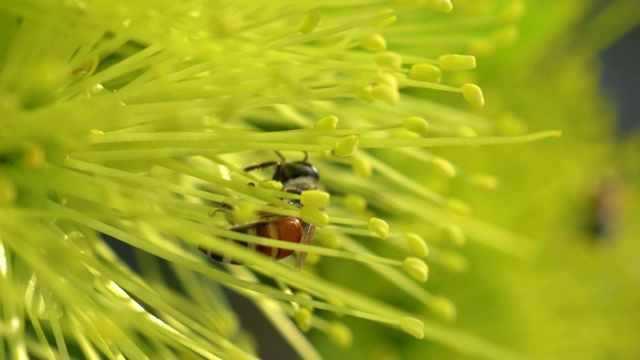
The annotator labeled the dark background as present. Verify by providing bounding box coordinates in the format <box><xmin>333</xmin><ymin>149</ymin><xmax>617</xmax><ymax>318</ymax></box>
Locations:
<box><xmin>600</xmin><ymin>25</ymin><xmax>640</xmax><ymax>136</ymax></box>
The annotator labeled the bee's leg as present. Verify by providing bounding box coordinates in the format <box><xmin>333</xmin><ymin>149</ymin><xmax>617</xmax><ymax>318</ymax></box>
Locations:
<box><xmin>209</xmin><ymin>202</ymin><xmax>234</xmax><ymax>221</ymax></box>
<box><xmin>244</xmin><ymin>160</ymin><xmax>279</xmax><ymax>173</ymax></box>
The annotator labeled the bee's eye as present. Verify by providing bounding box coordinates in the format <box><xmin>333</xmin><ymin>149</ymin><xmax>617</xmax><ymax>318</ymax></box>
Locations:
<box><xmin>276</xmin><ymin>162</ymin><xmax>319</xmax><ymax>182</ymax></box>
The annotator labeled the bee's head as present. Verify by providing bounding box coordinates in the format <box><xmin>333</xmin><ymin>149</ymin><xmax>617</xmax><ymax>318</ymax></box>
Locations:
<box><xmin>274</xmin><ymin>161</ymin><xmax>319</xmax><ymax>183</ymax></box>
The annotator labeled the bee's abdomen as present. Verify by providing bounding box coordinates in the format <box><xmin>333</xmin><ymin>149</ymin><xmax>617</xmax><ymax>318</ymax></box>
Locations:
<box><xmin>257</xmin><ymin>217</ymin><xmax>302</xmax><ymax>259</ymax></box>
<box><xmin>199</xmin><ymin>217</ymin><xmax>303</xmax><ymax>263</ymax></box>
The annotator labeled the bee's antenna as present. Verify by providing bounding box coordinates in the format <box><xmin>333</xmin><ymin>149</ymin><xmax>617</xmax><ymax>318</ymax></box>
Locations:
<box><xmin>302</xmin><ymin>151</ymin><xmax>308</xmax><ymax>162</ymax></box>
<box><xmin>274</xmin><ymin>151</ymin><xmax>286</xmax><ymax>161</ymax></box>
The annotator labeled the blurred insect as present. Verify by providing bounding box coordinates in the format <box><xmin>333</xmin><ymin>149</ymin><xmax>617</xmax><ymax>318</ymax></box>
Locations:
<box><xmin>586</xmin><ymin>179</ymin><xmax>624</xmax><ymax>242</ymax></box>
<box><xmin>199</xmin><ymin>152</ymin><xmax>319</xmax><ymax>269</ymax></box>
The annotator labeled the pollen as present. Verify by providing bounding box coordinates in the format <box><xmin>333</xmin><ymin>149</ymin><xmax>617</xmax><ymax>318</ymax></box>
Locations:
<box><xmin>393</xmin><ymin>129</ymin><xmax>421</xmax><ymax>139</ymax></box>
<box><xmin>299</xmin><ymin>10</ymin><xmax>321</xmax><ymax>35</ymax></box>
<box><xmin>354</xmin><ymin>85</ymin><xmax>375</xmax><ymax>103</ymax></box>
<box><xmin>325</xmin><ymin>295</ymin><xmax>345</xmax><ymax>317</ymax></box>
<box><xmin>445</xmin><ymin>198</ymin><xmax>471</xmax><ymax>216</ymax></box>
<box><xmin>443</xmin><ymin>224</ymin><xmax>466</xmax><ymax>247</ymax></box>
<box><xmin>405</xmin><ymin>232</ymin><xmax>429</xmax><ymax>258</ymax></box>
<box><xmin>460</xmin><ymin>83</ymin><xmax>485</xmax><ymax>109</ymax></box>
<box><xmin>375</xmin><ymin>52</ymin><xmax>402</xmax><ymax>70</ymax></box>
<box><xmin>373</xmin><ymin>8</ymin><xmax>396</xmax><ymax>28</ymax></box>
<box><xmin>0</xmin><ymin>176</ymin><xmax>17</xmax><ymax>205</ymax></box>
<box><xmin>400</xmin><ymin>317</ymin><xmax>424</xmax><ymax>339</ymax></box>
<box><xmin>409</xmin><ymin>64</ymin><xmax>442</xmax><ymax>83</ymax></box>
<box><xmin>230</xmin><ymin>204</ymin><xmax>259</xmax><ymax>224</ymax></box>
<box><xmin>431</xmin><ymin>296</ymin><xmax>457</xmax><ymax>321</ymax></box>
<box><xmin>295</xmin><ymin>307</ymin><xmax>313</xmax><ymax>332</ymax></box>
<box><xmin>320</xmin><ymin>233</ymin><xmax>342</xmax><ymax>249</ymax></box>
<box><xmin>438</xmin><ymin>54</ymin><xmax>476</xmax><ymax>72</ymax></box>
<box><xmin>369</xmin><ymin>218</ymin><xmax>389</xmax><ymax>239</ymax></box>
<box><xmin>468</xmin><ymin>174</ymin><xmax>500</xmax><ymax>191</ymax></box>
<box><xmin>376</xmin><ymin>72</ymin><xmax>398</xmax><ymax>88</ymax></box>
<box><xmin>500</xmin><ymin>0</ymin><xmax>525</xmax><ymax>23</ymax></box>
<box><xmin>371</xmin><ymin>85</ymin><xmax>400</xmax><ymax>105</ymax></box>
<box><xmin>343</xmin><ymin>194</ymin><xmax>367</xmax><ymax>212</ymax></box>
<box><xmin>327</xmin><ymin>321</ymin><xmax>353</xmax><ymax>348</ymax></box>
<box><xmin>403</xmin><ymin>116</ymin><xmax>429</xmax><ymax>134</ymax></box>
<box><xmin>350</xmin><ymin>153</ymin><xmax>373</xmax><ymax>178</ymax></box>
<box><xmin>294</xmin><ymin>292</ymin><xmax>314</xmax><ymax>311</ymax></box>
<box><xmin>334</xmin><ymin>135</ymin><xmax>359</xmax><ymax>157</ymax></box>
<box><xmin>301</xmin><ymin>190</ymin><xmax>330</xmax><ymax>208</ymax></box>
<box><xmin>20</xmin><ymin>142</ymin><xmax>45</xmax><ymax>170</ymax></box>
<box><xmin>360</xmin><ymin>34</ymin><xmax>387</xmax><ymax>52</ymax></box>
<box><xmin>440</xmin><ymin>251</ymin><xmax>469</xmax><ymax>273</ymax></box>
<box><xmin>430</xmin><ymin>157</ymin><xmax>456</xmax><ymax>178</ymax></box>
<box><xmin>454</xmin><ymin>125</ymin><xmax>478</xmax><ymax>138</ymax></box>
<box><xmin>403</xmin><ymin>257</ymin><xmax>429</xmax><ymax>283</ymax></box>
<box><xmin>315</xmin><ymin>115</ymin><xmax>339</xmax><ymax>130</ymax></box>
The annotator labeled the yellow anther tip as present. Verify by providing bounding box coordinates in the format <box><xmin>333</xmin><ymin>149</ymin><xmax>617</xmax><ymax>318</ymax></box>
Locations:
<box><xmin>405</xmin><ymin>232</ymin><xmax>429</xmax><ymax>258</ymax></box>
<box><xmin>403</xmin><ymin>116</ymin><xmax>429</xmax><ymax>134</ymax></box>
<box><xmin>350</xmin><ymin>154</ymin><xmax>372</xmax><ymax>178</ymax></box>
<box><xmin>500</xmin><ymin>0</ymin><xmax>525</xmax><ymax>23</ymax></box>
<box><xmin>320</xmin><ymin>233</ymin><xmax>342</xmax><ymax>249</ymax></box>
<box><xmin>445</xmin><ymin>198</ymin><xmax>471</xmax><ymax>216</ymax></box>
<box><xmin>301</xmin><ymin>190</ymin><xmax>330</xmax><ymax>208</ymax></box>
<box><xmin>295</xmin><ymin>308</ymin><xmax>313</xmax><ymax>332</ymax></box>
<box><xmin>460</xmin><ymin>83</ymin><xmax>485</xmax><ymax>109</ymax></box>
<box><xmin>343</xmin><ymin>194</ymin><xmax>367</xmax><ymax>212</ymax></box>
<box><xmin>430</xmin><ymin>157</ymin><xmax>456</xmax><ymax>178</ymax></box>
<box><xmin>328</xmin><ymin>322</ymin><xmax>353</xmax><ymax>348</ymax></box>
<box><xmin>360</xmin><ymin>34</ymin><xmax>387</xmax><ymax>52</ymax></box>
<box><xmin>438</xmin><ymin>54</ymin><xmax>476</xmax><ymax>72</ymax></box>
<box><xmin>369</xmin><ymin>218</ymin><xmax>389</xmax><ymax>239</ymax></box>
<box><xmin>373</xmin><ymin>8</ymin><xmax>397</xmax><ymax>27</ymax></box>
<box><xmin>371</xmin><ymin>85</ymin><xmax>400</xmax><ymax>106</ymax></box>
<box><xmin>300</xmin><ymin>10</ymin><xmax>321</xmax><ymax>35</ymax></box>
<box><xmin>443</xmin><ymin>224</ymin><xmax>466</xmax><ymax>247</ymax></box>
<box><xmin>0</xmin><ymin>177</ymin><xmax>17</xmax><ymax>205</ymax></box>
<box><xmin>334</xmin><ymin>135</ymin><xmax>359</xmax><ymax>157</ymax></box>
<box><xmin>431</xmin><ymin>296</ymin><xmax>457</xmax><ymax>321</ymax></box>
<box><xmin>375</xmin><ymin>52</ymin><xmax>403</xmax><ymax>70</ymax></box>
<box><xmin>315</xmin><ymin>115</ymin><xmax>339</xmax><ymax>130</ymax></box>
<box><xmin>409</xmin><ymin>64</ymin><xmax>442</xmax><ymax>83</ymax></box>
<box><xmin>400</xmin><ymin>317</ymin><xmax>424</xmax><ymax>339</ymax></box>
<box><xmin>403</xmin><ymin>257</ymin><xmax>429</xmax><ymax>283</ymax></box>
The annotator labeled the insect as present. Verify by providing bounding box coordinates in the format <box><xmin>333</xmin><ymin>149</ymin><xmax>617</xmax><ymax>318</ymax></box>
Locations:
<box><xmin>199</xmin><ymin>152</ymin><xmax>319</xmax><ymax>269</ymax></box>
<box><xmin>586</xmin><ymin>179</ymin><xmax>624</xmax><ymax>242</ymax></box>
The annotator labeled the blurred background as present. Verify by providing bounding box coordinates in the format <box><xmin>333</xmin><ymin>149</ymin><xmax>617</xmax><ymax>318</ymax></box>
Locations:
<box><xmin>308</xmin><ymin>10</ymin><xmax>640</xmax><ymax>360</ymax></box>
<box><xmin>601</xmin><ymin>25</ymin><xmax>640</xmax><ymax>135</ymax></box>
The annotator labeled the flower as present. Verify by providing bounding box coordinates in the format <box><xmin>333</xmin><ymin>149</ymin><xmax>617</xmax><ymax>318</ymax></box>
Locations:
<box><xmin>2</xmin><ymin>1</ymin><xmax>636</xmax><ymax>359</ymax></box>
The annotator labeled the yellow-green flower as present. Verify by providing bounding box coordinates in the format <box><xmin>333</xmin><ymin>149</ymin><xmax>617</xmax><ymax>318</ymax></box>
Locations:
<box><xmin>1</xmin><ymin>1</ymin><xmax>638</xmax><ymax>359</ymax></box>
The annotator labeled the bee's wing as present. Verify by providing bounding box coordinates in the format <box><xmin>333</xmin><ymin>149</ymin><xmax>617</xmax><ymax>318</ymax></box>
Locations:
<box><xmin>295</xmin><ymin>224</ymin><xmax>316</xmax><ymax>271</ymax></box>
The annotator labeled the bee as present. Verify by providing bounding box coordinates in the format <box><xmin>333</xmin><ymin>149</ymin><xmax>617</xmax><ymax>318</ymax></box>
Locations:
<box><xmin>199</xmin><ymin>152</ymin><xmax>319</xmax><ymax>269</ymax></box>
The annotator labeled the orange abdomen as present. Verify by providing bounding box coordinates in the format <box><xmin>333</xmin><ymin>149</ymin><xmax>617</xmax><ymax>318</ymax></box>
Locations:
<box><xmin>256</xmin><ymin>217</ymin><xmax>302</xmax><ymax>259</ymax></box>
<box><xmin>199</xmin><ymin>217</ymin><xmax>303</xmax><ymax>263</ymax></box>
